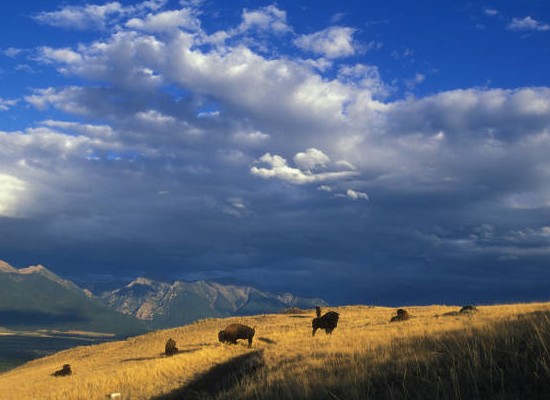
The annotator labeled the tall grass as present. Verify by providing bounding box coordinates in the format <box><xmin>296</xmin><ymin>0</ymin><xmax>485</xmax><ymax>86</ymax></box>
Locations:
<box><xmin>1</xmin><ymin>303</ymin><xmax>550</xmax><ymax>399</ymax></box>
<box><xmin>212</xmin><ymin>309</ymin><xmax>550</xmax><ymax>400</ymax></box>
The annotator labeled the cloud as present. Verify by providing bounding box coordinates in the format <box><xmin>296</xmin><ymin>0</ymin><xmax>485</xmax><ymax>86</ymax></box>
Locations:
<box><xmin>344</xmin><ymin>189</ymin><xmax>369</xmax><ymax>201</ymax></box>
<box><xmin>0</xmin><ymin>98</ymin><xmax>17</xmax><ymax>111</ymax></box>
<box><xmin>0</xmin><ymin>174</ymin><xmax>27</xmax><ymax>217</ymax></box>
<box><xmin>294</xmin><ymin>26</ymin><xmax>358</xmax><ymax>59</ymax></box>
<box><xmin>33</xmin><ymin>1</ymin><xmax>168</xmax><ymax>30</ymax></box>
<box><xmin>484</xmin><ymin>8</ymin><xmax>499</xmax><ymax>17</ymax></box>
<box><xmin>126</xmin><ymin>8</ymin><xmax>201</xmax><ymax>33</ymax></box>
<box><xmin>33</xmin><ymin>2</ymin><xmax>126</xmax><ymax>30</ymax></box>
<box><xmin>238</xmin><ymin>5</ymin><xmax>291</xmax><ymax>35</ymax></box>
<box><xmin>507</xmin><ymin>16</ymin><xmax>550</xmax><ymax>32</ymax></box>
<box><xmin>293</xmin><ymin>148</ymin><xmax>331</xmax><ymax>171</ymax></box>
<box><xmin>2</xmin><ymin>1</ymin><xmax>550</xmax><ymax>304</ymax></box>
<box><xmin>250</xmin><ymin>150</ymin><xmax>358</xmax><ymax>185</ymax></box>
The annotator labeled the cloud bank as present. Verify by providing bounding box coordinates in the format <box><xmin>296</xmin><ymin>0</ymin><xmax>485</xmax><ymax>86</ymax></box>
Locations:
<box><xmin>1</xmin><ymin>1</ymin><xmax>550</xmax><ymax>304</ymax></box>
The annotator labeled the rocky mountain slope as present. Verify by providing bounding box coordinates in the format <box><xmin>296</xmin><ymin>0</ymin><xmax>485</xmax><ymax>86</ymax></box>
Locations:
<box><xmin>99</xmin><ymin>277</ymin><xmax>326</xmax><ymax>328</ymax></box>
<box><xmin>0</xmin><ymin>260</ymin><xmax>148</xmax><ymax>336</ymax></box>
<box><xmin>0</xmin><ymin>259</ymin><xmax>325</xmax><ymax>330</ymax></box>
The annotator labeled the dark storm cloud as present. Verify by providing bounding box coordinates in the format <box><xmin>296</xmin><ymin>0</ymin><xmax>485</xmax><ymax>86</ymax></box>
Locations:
<box><xmin>1</xmin><ymin>1</ymin><xmax>550</xmax><ymax>305</ymax></box>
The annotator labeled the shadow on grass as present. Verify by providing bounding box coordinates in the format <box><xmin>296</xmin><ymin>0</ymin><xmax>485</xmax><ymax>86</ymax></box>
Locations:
<box><xmin>204</xmin><ymin>310</ymin><xmax>550</xmax><ymax>400</ymax></box>
<box><xmin>121</xmin><ymin>348</ymin><xmax>202</xmax><ymax>363</ymax></box>
<box><xmin>257</xmin><ymin>337</ymin><xmax>277</xmax><ymax>345</ymax></box>
<box><xmin>153</xmin><ymin>350</ymin><xmax>265</xmax><ymax>400</ymax></box>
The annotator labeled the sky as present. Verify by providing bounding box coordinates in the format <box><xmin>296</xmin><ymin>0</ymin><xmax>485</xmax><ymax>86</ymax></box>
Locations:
<box><xmin>1</xmin><ymin>0</ymin><xmax>550</xmax><ymax>305</ymax></box>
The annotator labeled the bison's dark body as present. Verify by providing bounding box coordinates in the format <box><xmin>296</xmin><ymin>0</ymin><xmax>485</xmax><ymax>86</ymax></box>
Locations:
<box><xmin>218</xmin><ymin>323</ymin><xmax>255</xmax><ymax>348</ymax></box>
<box><xmin>460</xmin><ymin>305</ymin><xmax>478</xmax><ymax>313</ymax></box>
<box><xmin>165</xmin><ymin>338</ymin><xmax>178</xmax><ymax>356</ymax></box>
<box><xmin>312</xmin><ymin>311</ymin><xmax>339</xmax><ymax>336</ymax></box>
<box><xmin>52</xmin><ymin>364</ymin><xmax>72</xmax><ymax>377</ymax></box>
<box><xmin>390</xmin><ymin>308</ymin><xmax>410</xmax><ymax>322</ymax></box>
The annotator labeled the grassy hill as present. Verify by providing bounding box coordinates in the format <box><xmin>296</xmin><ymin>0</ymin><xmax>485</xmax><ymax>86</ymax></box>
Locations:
<box><xmin>1</xmin><ymin>302</ymin><xmax>550</xmax><ymax>399</ymax></box>
<box><xmin>0</xmin><ymin>265</ymin><xmax>148</xmax><ymax>337</ymax></box>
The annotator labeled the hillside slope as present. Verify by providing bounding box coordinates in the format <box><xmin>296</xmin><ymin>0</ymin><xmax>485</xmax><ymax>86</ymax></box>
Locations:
<box><xmin>2</xmin><ymin>302</ymin><xmax>550</xmax><ymax>399</ymax></box>
<box><xmin>0</xmin><ymin>262</ymin><xmax>148</xmax><ymax>336</ymax></box>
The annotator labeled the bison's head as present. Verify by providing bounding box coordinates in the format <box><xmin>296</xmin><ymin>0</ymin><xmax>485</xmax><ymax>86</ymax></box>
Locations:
<box><xmin>218</xmin><ymin>330</ymin><xmax>227</xmax><ymax>343</ymax></box>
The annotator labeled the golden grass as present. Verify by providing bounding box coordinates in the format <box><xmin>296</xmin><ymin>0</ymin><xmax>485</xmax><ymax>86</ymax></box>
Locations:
<box><xmin>1</xmin><ymin>302</ymin><xmax>550</xmax><ymax>399</ymax></box>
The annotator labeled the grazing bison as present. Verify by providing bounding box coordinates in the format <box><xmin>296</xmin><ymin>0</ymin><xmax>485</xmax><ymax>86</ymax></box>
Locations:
<box><xmin>52</xmin><ymin>364</ymin><xmax>72</xmax><ymax>377</ymax></box>
<box><xmin>460</xmin><ymin>305</ymin><xmax>478</xmax><ymax>314</ymax></box>
<box><xmin>441</xmin><ymin>305</ymin><xmax>479</xmax><ymax>317</ymax></box>
<box><xmin>390</xmin><ymin>308</ymin><xmax>410</xmax><ymax>322</ymax></box>
<box><xmin>312</xmin><ymin>311</ymin><xmax>339</xmax><ymax>336</ymax></box>
<box><xmin>218</xmin><ymin>323</ymin><xmax>255</xmax><ymax>348</ymax></box>
<box><xmin>165</xmin><ymin>338</ymin><xmax>178</xmax><ymax>356</ymax></box>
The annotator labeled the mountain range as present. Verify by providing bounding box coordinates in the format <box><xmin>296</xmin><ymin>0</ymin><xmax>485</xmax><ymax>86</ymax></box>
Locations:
<box><xmin>0</xmin><ymin>260</ymin><xmax>147</xmax><ymax>336</ymax></box>
<box><xmin>99</xmin><ymin>276</ymin><xmax>326</xmax><ymax>328</ymax></box>
<box><xmin>0</xmin><ymin>260</ymin><xmax>325</xmax><ymax>333</ymax></box>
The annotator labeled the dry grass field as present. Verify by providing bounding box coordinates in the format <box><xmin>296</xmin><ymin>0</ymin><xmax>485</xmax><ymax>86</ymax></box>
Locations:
<box><xmin>1</xmin><ymin>302</ymin><xmax>550</xmax><ymax>399</ymax></box>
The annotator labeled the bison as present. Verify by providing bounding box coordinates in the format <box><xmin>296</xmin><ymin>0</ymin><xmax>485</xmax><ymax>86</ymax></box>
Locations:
<box><xmin>460</xmin><ymin>305</ymin><xmax>478</xmax><ymax>314</ymax></box>
<box><xmin>218</xmin><ymin>323</ymin><xmax>255</xmax><ymax>348</ymax></box>
<box><xmin>52</xmin><ymin>364</ymin><xmax>72</xmax><ymax>377</ymax></box>
<box><xmin>165</xmin><ymin>337</ymin><xmax>178</xmax><ymax>356</ymax></box>
<box><xmin>390</xmin><ymin>308</ymin><xmax>410</xmax><ymax>322</ymax></box>
<box><xmin>312</xmin><ymin>310</ymin><xmax>339</xmax><ymax>336</ymax></box>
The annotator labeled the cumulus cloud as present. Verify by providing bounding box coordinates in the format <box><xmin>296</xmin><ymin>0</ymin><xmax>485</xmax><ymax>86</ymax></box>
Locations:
<box><xmin>250</xmin><ymin>150</ymin><xmax>357</xmax><ymax>185</ymax></box>
<box><xmin>508</xmin><ymin>16</ymin><xmax>550</xmax><ymax>32</ymax></box>
<box><xmin>344</xmin><ymin>189</ymin><xmax>369</xmax><ymax>201</ymax></box>
<box><xmin>294</xmin><ymin>26</ymin><xmax>358</xmax><ymax>58</ymax></box>
<box><xmin>126</xmin><ymin>8</ymin><xmax>201</xmax><ymax>33</ymax></box>
<box><xmin>238</xmin><ymin>5</ymin><xmax>291</xmax><ymax>35</ymax></box>
<box><xmin>1</xmin><ymin>1</ymin><xmax>550</xmax><ymax>304</ymax></box>
<box><xmin>293</xmin><ymin>148</ymin><xmax>331</xmax><ymax>171</ymax></box>
<box><xmin>33</xmin><ymin>1</ymin><xmax>168</xmax><ymax>30</ymax></box>
<box><xmin>33</xmin><ymin>2</ymin><xmax>127</xmax><ymax>30</ymax></box>
<box><xmin>0</xmin><ymin>98</ymin><xmax>17</xmax><ymax>111</ymax></box>
<box><xmin>0</xmin><ymin>174</ymin><xmax>27</xmax><ymax>217</ymax></box>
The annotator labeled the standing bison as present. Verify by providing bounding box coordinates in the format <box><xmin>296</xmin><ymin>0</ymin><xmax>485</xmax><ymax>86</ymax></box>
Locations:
<box><xmin>52</xmin><ymin>364</ymin><xmax>72</xmax><ymax>377</ymax></box>
<box><xmin>218</xmin><ymin>323</ymin><xmax>255</xmax><ymax>348</ymax></box>
<box><xmin>390</xmin><ymin>308</ymin><xmax>411</xmax><ymax>322</ymax></box>
<box><xmin>312</xmin><ymin>309</ymin><xmax>340</xmax><ymax>336</ymax></box>
<box><xmin>165</xmin><ymin>338</ymin><xmax>178</xmax><ymax>356</ymax></box>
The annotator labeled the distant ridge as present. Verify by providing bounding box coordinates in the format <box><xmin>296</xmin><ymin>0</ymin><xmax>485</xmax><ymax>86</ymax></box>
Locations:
<box><xmin>0</xmin><ymin>259</ymin><xmax>326</xmax><ymax>331</ymax></box>
<box><xmin>0</xmin><ymin>260</ymin><xmax>148</xmax><ymax>336</ymax></box>
<box><xmin>0</xmin><ymin>260</ymin><xmax>18</xmax><ymax>273</ymax></box>
<box><xmin>100</xmin><ymin>276</ymin><xmax>327</xmax><ymax>328</ymax></box>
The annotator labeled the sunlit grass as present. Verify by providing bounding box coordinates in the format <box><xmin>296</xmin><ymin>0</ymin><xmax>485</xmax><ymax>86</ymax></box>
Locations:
<box><xmin>1</xmin><ymin>302</ymin><xmax>550</xmax><ymax>399</ymax></box>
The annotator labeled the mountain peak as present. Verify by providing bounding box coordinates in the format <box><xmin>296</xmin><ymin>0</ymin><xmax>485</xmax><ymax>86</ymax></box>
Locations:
<box><xmin>0</xmin><ymin>260</ymin><xmax>18</xmax><ymax>273</ymax></box>
<box><xmin>128</xmin><ymin>277</ymin><xmax>158</xmax><ymax>287</ymax></box>
<box><xmin>19</xmin><ymin>264</ymin><xmax>46</xmax><ymax>274</ymax></box>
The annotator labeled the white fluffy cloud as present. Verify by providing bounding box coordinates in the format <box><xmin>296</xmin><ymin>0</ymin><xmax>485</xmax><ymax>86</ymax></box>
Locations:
<box><xmin>0</xmin><ymin>174</ymin><xmax>27</xmax><ymax>217</ymax></box>
<box><xmin>2</xmin><ymin>1</ymin><xmax>550</xmax><ymax>302</ymax></box>
<box><xmin>294</xmin><ymin>27</ymin><xmax>358</xmax><ymax>58</ymax></box>
<box><xmin>33</xmin><ymin>1</ymin><xmax>167</xmax><ymax>30</ymax></box>
<box><xmin>0</xmin><ymin>98</ymin><xmax>17</xmax><ymax>111</ymax></box>
<box><xmin>251</xmin><ymin>151</ymin><xmax>357</xmax><ymax>185</ymax></box>
<box><xmin>238</xmin><ymin>5</ymin><xmax>291</xmax><ymax>34</ymax></box>
<box><xmin>508</xmin><ymin>16</ymin><xmax>550</xmax><ymax>32</ymax></box>
<box><xmin>126</xmin><ymin>8</ymin><xmax>200</xmax><ymax>33</ymax></box>
<box><xmin>344</xmin><ymin>189</ymin><xmax>369</xmax><ymax>201</ymax></box>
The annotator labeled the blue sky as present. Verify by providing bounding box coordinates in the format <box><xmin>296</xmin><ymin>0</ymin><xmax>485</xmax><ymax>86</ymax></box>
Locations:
<box><xmin>1</xmin><ymin>0</ymin><xmax>550</xmax><ymax>305</ymax></box>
